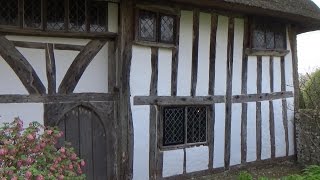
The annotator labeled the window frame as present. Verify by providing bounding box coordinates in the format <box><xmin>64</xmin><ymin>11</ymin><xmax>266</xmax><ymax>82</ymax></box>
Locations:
<box><xmin>0</xmin><ymin>0</ymin><xmax>114</xmax><ymax>37</ymax></box>
<box><xmin>135</xmin><ymin>9</ymin><xmax>177</xmax><ymax>46</ymax></box>
<box><xmin>159</xmin><ymin>105</ymin><xmax>209</xmax><ymax>151</ymax></box>
<box><xmin>249</xmin><ymin>18</ymin><xmax>287</xmax><ymax>51</ymax></box>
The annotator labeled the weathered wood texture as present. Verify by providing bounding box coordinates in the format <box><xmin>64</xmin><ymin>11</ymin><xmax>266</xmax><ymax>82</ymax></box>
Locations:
<box><xmin>12</xmin><ymin>41</ymin><xmax>84</xmax><ymax>51</ymax></box>
<box><xmin>0</xmin><ymin>93</ymin><xmax>118</xmax><ymax>103</ymax></box>
<box><xmin>0</xmin><ymin>36</ymin><xmax>46</xmax><ymax>94</ymax></box>
<box><xmin>191</xmin><ymin>10</ymin><xmax>200</xmax><ymax>96</ymax></box>
<box><xmin>269</xmin><ymin>56</ymin><xmax>276</xmax><ymax>159</ymax></box>
<box><xmin>288</xmin><ymin>26</ymin><xmax>299</xmax><ymax>155</ymax></box>
<box><xmin>281</xmin><ymin>56</ymin><xmax>289</xmax><ymax>156</ymax></box>
<box><xmin>225</xmin><ymin>17</ymin><xmax>234</xmax><ymax>169</ymax></box>
<box><xmin>208</xmin><ymin>13</ymin><xmax>218</xmax><ymax>169</ymax></box>
<box><xmin>245</xmin><ymin>48</ymin><xmax>290</xmax><ymax>57</ymax></box>
<box><xmin>45</xmin><ymin>43</ymin><xmax>56</xmax><ymax>94</ymax></box>
<box><xmin>108</xmin><ymin>41</ymin><xmax>117</xmax><ymax>92</ymax></box>
<box><xmin>171</xmin><ymin>15</ymin><xmax>180</xmax><ymax>96</ymax></box>
<box><xmin>118</xmin><ymin>0</ymin><xmax>134</xmax><ymax>178</ymax></box>
<box><xmin>256</xmin><ymin>56</ymin><xmax>262</xmax><ymax>160</ymax></box>
<box><xmin>59</xmin><ymin>40</ymin><xmax>107</xmax><ymax>94</ymax></box>
<box><xmin>241</xmin><ymin>18</ymin><xmax>249</xmax><ymax>164</ymax></box>
<box><xmin>149</xmin><ymin>47</ymin><xmax>158</xmax><ymax>180</ymax></box>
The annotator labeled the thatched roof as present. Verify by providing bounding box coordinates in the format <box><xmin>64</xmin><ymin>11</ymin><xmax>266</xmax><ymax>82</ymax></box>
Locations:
<box><xmin>171</xmin><ymin>0</ymin><xmax>320</xmax><ymax>33</ymax></box>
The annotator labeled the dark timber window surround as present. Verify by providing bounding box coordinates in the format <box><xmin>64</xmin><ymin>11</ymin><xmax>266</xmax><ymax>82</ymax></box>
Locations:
<box><xmin>246</xmin><ymin>18</ymin><xmax>289</xmax><ymax>57</ymax></box>
<box><xmin>0</xmin><ymin>0</ymin><xmax>110</xmax><ymax>34</ymax></box>
<box><xmin>135</xmin><ymin>9</ymin><xmax>177</xmax><ymax>45</ymax></box>
<box><xmin>161</xmin><ymin>106</ymin><xmax>208</xmax><ymax>150</ymax></box>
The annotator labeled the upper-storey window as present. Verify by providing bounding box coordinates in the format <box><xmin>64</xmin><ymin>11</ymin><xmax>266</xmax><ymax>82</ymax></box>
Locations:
<box><xmin>251</xmin><ymin>20</ymin><xmax>287</xmax><ymax>50</ymax></box>
<box><xmin>136</xmin><ymin>10</ymin><xmax>177</xmax><ymax>44</ymax></box>
<box><xmin>0</xmin><ymin>0</ymin><xmax>109</xmax><ymax>33</ymax></box>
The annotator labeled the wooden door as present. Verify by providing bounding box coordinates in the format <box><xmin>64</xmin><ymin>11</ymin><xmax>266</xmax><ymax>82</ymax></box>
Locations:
<box><xmin>45</xmin><ymin>102</ymin><xmax>117</xmax><ymax>180</ymax></box>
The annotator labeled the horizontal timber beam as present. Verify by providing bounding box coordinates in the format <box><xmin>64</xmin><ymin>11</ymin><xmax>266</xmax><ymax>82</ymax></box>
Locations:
<box><xmin>245</xmin><ymin>48</ymin><xmax>290</xmax><ymax>57</ymax></box>
<box><xmin>0</xmin><ymin>93</ymin><xmax>118</xmax><ymax>104</ymax></box>
<box><xmin>12</xmin><ymin>41</ymin><xmax>85</xmax><ymax>51</ymax></box>
<box><xmin>134</xmin><ymin>91</ymin><xmax>293</xmax><ymax>105</ymax></box>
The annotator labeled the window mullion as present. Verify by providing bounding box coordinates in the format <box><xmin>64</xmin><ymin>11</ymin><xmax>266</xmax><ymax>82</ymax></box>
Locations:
<box><xmin>85</xmin><ymin>0</ymin><xmax>90</xmax><ymax>32</ymax></box>
<box><xmin>18</xmin><ymin>0</ymin><xmax>24</xmax><ymax>28</ymax></box>
<box><xmin>65</xmin><ymin>0</ymin><xmax>69</xmax><ymax>31</ymax></box>
<box><xmin>184</xmin><ymin>107</ymin><xmax>188</xmax><ymax>145</ymax></box>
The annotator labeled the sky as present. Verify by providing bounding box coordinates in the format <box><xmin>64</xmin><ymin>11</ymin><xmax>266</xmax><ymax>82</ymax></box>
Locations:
<box><xmin>298</xmin><ymin>0</ymin><xmax>320</xmax><ymax>73</ymax></box>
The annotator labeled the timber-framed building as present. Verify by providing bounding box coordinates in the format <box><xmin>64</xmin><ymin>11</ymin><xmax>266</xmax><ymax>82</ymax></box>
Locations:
<box><xmin>0</xmin><ymin>0</ymin><xmax>320</xmax><ymax>179</ymax></box>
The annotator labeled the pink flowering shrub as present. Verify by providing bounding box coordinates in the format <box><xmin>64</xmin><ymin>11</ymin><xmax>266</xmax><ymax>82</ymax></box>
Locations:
<box><xmin>0</xmin><ymin>118</ymin><xmax>85</xmax><ymax>180</ymax></box>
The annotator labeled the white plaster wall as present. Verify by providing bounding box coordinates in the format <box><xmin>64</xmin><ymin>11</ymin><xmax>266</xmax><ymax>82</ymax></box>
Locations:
<box><xmin>285</xmin><ymin>29</ymin><xmax>294</xmax><ymax>92</ymax></box>
<box><xmin>158</xmin><ymin>48</ymin><xmax>172</xmax><ymax>96</ymax></box>
<box><xmin>131</xmin><ymin>45</ymin><xmax>151</xmax><ymax>180</ymax></box>
<box><xmin>287</xmin><ymin>97</ymin><xmax>295</xmax><ymax>155</ymax></box>
<box><xmin>274</xmin><ymin>99</ymin><xmax>286</xmax><ymax>157</ymax></box>
<box><xmin>0</xmin><ymin>103</ymin><xmax>44</xmax><ymax>127</ymax></box>
<box><xmin>247</xmin><ymin>102</ymin><xmax>257</xmax><ymax>162</ymax></box>
<box><xmin>186</xmin><ymin>146</ymin><xmax>208</xmax><ymax>173</ymax></box>
<box><xmin>230</xmin><ymin>18</ymin><xmax>244</xmax><ymax>166</ymax></box>
<box><xmin>108</xmin><ymin>3</ymin><xmax>119</xmax><ymax>33</ymax></box>
<box><xmin>163</xmin><ymin>150</ymin><xmax>184</xmax><ymax>177</ymax></box>
<box><xmin>196</xmin><ymin>12</ymin><xmax>211</xmax><ymax>96</ymax></box>
<box><xmin>261</xmin><ymin>101</ymin><xmax>271</xmax><ymax>160</ymax></box>
<box><xmin>261</xmin><ymin>57</ymin><xmax>271</xmax><ymax>160</ymax></box>
<box><xmin>214</xmin><ymin>103</ymin><xmax>225</xmax><ymax>168</ymax></box>
<box><xmin>246</xmin><ymin>56</ymin><xmax>257</xmax><ymax>162</ymax></box>
<box><xmin>230</xmin><ymin>104</ymin><xmax>242</xmax><ymax>165</ymax></box>
<box><xmin>177</xmin><ymin>11</ymin><xmax>193</xmax><ymax>96</ymax></box>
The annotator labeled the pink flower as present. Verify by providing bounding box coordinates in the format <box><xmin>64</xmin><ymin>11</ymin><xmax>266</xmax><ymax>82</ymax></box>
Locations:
<box><xmin>40</xmin><ymin>142</ymin><xmax>46</xmax><ymax>148</ymax></box>
<box><xmin>26</xmin><ymin>157</ymin><xmax>33</xmax><ymax>165</ymax></box>
<box><xmin>70</xmin><ymin>153</ymin><xmax>77</xmax><ymax>160</ymax></box>
<box><xmin>46</xmin><ymin>129</ymin><xmax>53</xmax><ymax>135</ymax></box>
<box><xmin>17</xmin><ymin>160</ymin><xmax>22</xmax><ymax>167</ymax></box>
<box><xmin>80</xmin><ymin>160</ymin><xmax>85</xmax><ymax>167</ymax></box>
<box><xmin>25</xmin><ymin>171</ymin><xmax>32</xmax><ymax>178</ymax></box>
<box><xmin>27</xmin><ymin>134</ymin><xmax>34</xmax><ymax>141</ymax></box>
<box><xmin>0</xmin><ymin>148</ymin><xmax>7</xmax><ymax>156</ymax></box>
<box><xmin>59</xmin><ymin>147</ymin><xmax>66</xmax><ymax>153</ymax></box>
<box><xmin>69</xmin><ymin>164</ymin><xmax>73</xmax><ymax>170</ymax></box>
<box><xmin>10</xmin><ymin>176</ymin><xmax>17</xmax><ymax>180</ymax></box>
<box><xmin>36</xmin><ymin>175</ymin><xmax>44</xmax><ymax>180</ymax></box>
<box><xmin>58</xmin><ymin>175</ymin><xmax>64</xmax><ymax>180</ymax></box>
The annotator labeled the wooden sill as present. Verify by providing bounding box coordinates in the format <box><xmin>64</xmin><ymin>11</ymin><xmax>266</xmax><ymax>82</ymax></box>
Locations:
<box><xmin>160</xmin><ymin>142</ymin><xmax>208</xmax><ymax>152</ymax></box>
<box><xmin>134</xmin><ymin>41</ymin><xmax>176</xmax><ymax>49</ymax></box>
<box><xmin>245</xmin><ymin>48</ymin><xmax>290</xmax><ymax>57</ymax></box>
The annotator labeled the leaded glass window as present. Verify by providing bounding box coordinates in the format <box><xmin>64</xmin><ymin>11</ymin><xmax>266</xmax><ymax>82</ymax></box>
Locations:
<box><xmin>137</xmin><ymin>10</ymin><xmax>177</xmax><ymax>44</ymax></box>
<box><xmin>90</xmin><ymin>4</ymin><xmax>107</xmax><ymax>32</ymax></box>
<box><xmin>69</xmin><ymin>0</ymin><xmax>86</xmax><ymax>32</ymax></box>
<box><xmin>24</xmin><ymin>0</ymin><xmax>42</xmax><ymax>28</ymax></box>
<box><xmin>47</xmin><ymin>0</ymin><xmax>65</xmax><ymax>31</ymax></box>
<box><xmin>251</xmin><ymin>21</ymin><xmax>286</xmax><ymax>50</ymax></box>
<box><xmin>0</xmin><ymin>0</ymin><xmax>19</xmax><ymax>26</ymax></box>
<box><xmin>162</xmin><ymin>106</ymin><xmax>208</xmax><ymax>147</ymax></box>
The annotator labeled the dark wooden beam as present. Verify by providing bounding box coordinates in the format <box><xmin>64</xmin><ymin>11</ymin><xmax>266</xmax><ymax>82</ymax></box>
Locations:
<box><xmin>149</xmin><ymin>47</ymin><xmax>158</xmax><ymax>180</ymax></box>
<box><xmin>0</xmin><ymin>36</ymin><xmax>46</xmax><ymax>95</ymax></box>
<box><xmin>256</xmin><ymin>56</ymin><xmax>262</xmax><ymax>161</ymax></box>
<box><xmin>108</xmin><ymin>41</ymin><xmax>117</xmax><ymax>92</ymax></box>
<box><xmin>225</xmin><ymin>17</ymin><xmax>235</xmax><ymax>169</ymax></box>
<box><xmin>45</xmin><ymin>43</ymin><xmax>56</xmax><ymax>94</ymax></box>
<box><xmin>12</xmin><ymin>41</ymin><xmax>85</xmax><ymax>51</ymax></box>
<box><xmin>58</xmin><ymin>40</ymin><xmax>107</xmax><ymax>94</ymax></box>
<box><xmin>171</xmin><ymin>14</ymin><xmax>180</xmax><ymax>96</ymax></box>
<box><xmin>245</xmin><ymin>48</ymin><xmax>290</xmax><ymax>57</ymax></box>
<box><xmin>241</xmin><ymin>18</ymin><xmax>249</xmax><ymax>164</ymax></box>
<box><xmin>269</xmin><ymin>56</ymin><xmax>276</xmax><ymax>159</ymax></box>
<box><xmin>281</xmin><ymin>56</ymin><xmax>289</xmax><ymax>156</ymax></box>
<box><xmin>0</xmin><ymin>93</ymin><xmax>118</xmax><ymax>103</ymax></box>
<box><xmin>190</xmin><ymin>10</ymin><xmax>200</xmax><ymax>96</ymax></box>
<box><xmin>232</xmin><ymin>92</ymin><xmax>294</xmax><ymax>103</ymax></box>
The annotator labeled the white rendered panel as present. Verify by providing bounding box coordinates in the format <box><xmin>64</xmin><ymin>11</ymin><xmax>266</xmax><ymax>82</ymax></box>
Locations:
<box><xmin>0</xmin><ymin>57</ymin><xmax>28</xmax><ymax>94</ymax></box>
<box><xmin>213</xmin><ymin>103</ymin><xmax>225</xmax><ymax>168</ymax></box>
<box><xmin>74</xmin><ymin>43</ymin><xmax>108</xmax><ymax>93</ymax></box>
<box><xmin>196</xmin><ymin>12</ymin><xmax>211</xmax><ymax>96</ymax></box>
<box><xmin>177</xmin><ymin>11</ymin><xmax>193</xmax><ymax>96</ymax></box>
<box><xmin>55</xmin><ymin>50</ymin><xmax>78</xmax><ymax>91</ymax></box>
<box><xmin>186</xmin><ymin>146</ymin><xmax>208</xmax><ymax>173</ymax></box>
<box><xmin>247</xmin><ymin>102</ymin><xmax>257</xmax><ymax>162</ymax></box>
<box><xmin>108</xmin><ymin>3</ymin><xmax>119</xmax><ymax>33</ymax></box>
<box><xmin>261</xmin><ymin>101</ymin><xmax>271</xmax><ymax>160</ymax></box>
<box><xmin>274</xmin><ymin>99</ymin><xmax>286</xmax><ymax>157</ymax></box>
<box><xmin>0</xmin><ymin>103</ymin><xmax>44</xmax><ymax>126</ymax></box>
<box><xmin>285</xmin><ymin>29</ymin><xmax>294</xmax><ymax>92</ymax></box>
<box><xmin>131</xmin><ymin>45</ymin><xmax>152</xmax><ymax>180</ymax></box>
<box><xmin>230</xmin><ymin>104</ymin><xmax>242</xmax><ymax>165</ymax></box>
<box><xmin>273</xmin><ymin>58</ymin><xmax>282</xmax><ymax>92</ymax></box>
<box><xmin>247</xmin><ymin>56</ymin><xmax>257</xmax><ymax>94</ymax></box>
<box><xmin>214</xmin><ymin>16</ymin><xmax>229</xmax><ymax>96</ymax></box>
<box><xmin>158</xmin><ymin>48</ymin><xmax>172</xmax><ymax>96</ymax></box>
<box><xmin>261</xmin><ymin>56</ymin><xmax>270</xmax><ymax>93</ymax></box>
<box><xmin>17</xmin><ymin>48</ymin><xmax>47</xmax><ymax>93</ymax></box>
<box><xmin>232</xmin><ymin>18</ymin><xmax>244</xmax><ymax>95</ymax></box>
<box><xmin>287</xmin><ymin>98</ymin><xmax>295</xmax><ymax>155</ymax></box>
<box><xmin>163</xmin><ymin>150</ymin><xmax>184</xmax><ymax>177</ymax></box>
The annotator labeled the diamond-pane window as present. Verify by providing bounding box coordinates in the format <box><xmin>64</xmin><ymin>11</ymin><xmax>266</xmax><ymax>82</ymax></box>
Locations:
<box><xmin>47</xmin><ymin>0</ymin><xmax>65</xmax><ymax>31</ymax></box>
<box><xmin>69</xmin><ymin>0</ymin><xmax>86</xmax><ymax>32</ymax></box>
<box><xmin>252</xmin><ymin>21</ymin><xmax>286</xmax><ymax>50</ymax></box>
<box><xmin>24</xmin><ymin>0</ymin><xmax>42</xmax><ymax>28</ymax></box>
<box><xmin>162</xmin><ymin>106</ymin><xmax>208</xmax><ymax>147</ymax></box>
<box><xmin>0</xmin><ymin>0</ymin><xmax>19</xmax><ymax>26</ymax></box>
<box><xmin>90</xmin><ymin>5</ymin><xmax>107</xmax><ymax>32</ymax></box>
<box><xmin>139</xmin><ymin>11</ymin><xmax>156</xmax><ymax>41</ymax></box>
<box><xmin>160</xmin><ymin>15</ymin><xmax>174</xmax><ymax>43</ymax></box>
